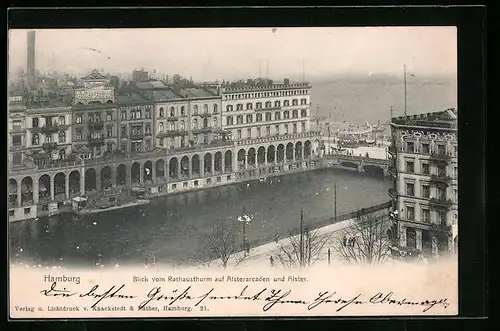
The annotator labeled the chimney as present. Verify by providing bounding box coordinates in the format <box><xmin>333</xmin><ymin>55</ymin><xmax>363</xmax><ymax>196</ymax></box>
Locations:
<box><xmin>284</xmin><ymin>78</ymin><xmax>290</xmax><ymax>85</ymax></box>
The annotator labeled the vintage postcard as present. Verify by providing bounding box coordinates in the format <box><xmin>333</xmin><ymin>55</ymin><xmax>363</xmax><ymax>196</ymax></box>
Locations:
<box><xmin>8</xmin><ymin>27</ymin><xmax>458</xmax><ymax>318</ymax></box>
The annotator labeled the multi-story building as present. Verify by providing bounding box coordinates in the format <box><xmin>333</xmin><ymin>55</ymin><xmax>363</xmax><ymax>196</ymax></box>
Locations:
<box><xmin>388</xmin><ymin>108</ymin><xmax>458</xmax><ymax>256</ymax></box>
<box><xmin>72</xmin><ymin>69</ymin><xmax>119</xmax><ymax>159</ymax></box>
<box><xmin>8</xmin><ymin>95</ymin><xmax>27</xmax><ymax>168</ymax></box>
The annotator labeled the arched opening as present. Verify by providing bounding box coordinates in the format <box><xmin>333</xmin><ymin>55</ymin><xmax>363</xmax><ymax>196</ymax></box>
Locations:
<box><xmin>214</xmin><ymin>152</ymin><xmax>223</xmax><ymax>173</ymax></box>
<box><xmin>204</xmin><ymin>153</ymin><xmax>213</xmax><ymax>174</ymax></box>
<box><xmin>340</xmin><ymin>161</ymin><xmax>358</xmax><ymax>169</ymax></box>
<box><xmin>224</xmin><ymin>150</ymin><xmax>233</xmax><ymax>173</ymax></box>
<box><xmin>257</xmin><ymin>146</ymin><xmax>266</xmax><ymax>165</ymax></box>
<box><xmin>69</xmin><ymin>170</ymin><xmax>80</xmax><ymax>197</ymax></box>
<box><xmin>101</xmin><ymin>166</ymin><xmax>112</xmax><ymax>189</ymax></box>
<box><xmin>21</xmin><ymin>177</ymin><xmax>34</xmax><ymax>205</ymax></box>
<box><xmin>156</xmin><ymin>159</ymin><xmax>165</xmax><ymax>178</ymax></box>
<box><xmin>304</xmin><ymin>140</ymin><xmax>312</xmax><ymax>158</ymax></box>
<box><xmin>286</xmin><ymin>143</ymin><xmax>294</xmax><ymax>161</ymax></box>
<box><xmin>247</xmin><ymin>148</ymin><xmax>256</xmax><ymax>167</ymax></box>
<box><xmin>54</xmin><ymin>172</ymin><xmax>66</xmax><ymax>199</ymax></box>
<box><xmin>85</xmin><ymin>168</ymin><xmax>96</xmax><ymax>192</ymax></box>
<box><xmin>295</xmin><ymin>141</ymin><xmax>303</xmax><ymax>160</ymax></box>
<box><xmin>131</xmin><ymin>162</ymin><xmax>141</xmax><ymax>184</ymax></box>
<box><xmin>192</xmin><ymin>155</ymin><xmax>200</xmax><ymax>177</ymax></box>
<box><xmin>39</xmin><ymin>174</ymin><xmax>51</xmax><ymax>201</ymax></box>
<box><xmin>181</xmin><ymin>156</ymin><xmax>190</xmax><ymax>178</ymax></box>
<box><xmin>267</xmin><ymin>145</ymin><xmax>276</xmax><ymax>163</ymax></box>
<box><xmin>144</xmin><ymin>161</ymin><xmax>153</xmax><ymax>182</ymax></box>
<box><xmin>277</xmin><ymin>144</ymin><xmax>285</xmax><ymax>163</ymax></box>
<box><xmin>117</xmin><ymin>164</ymin><xmax>127</xmax><ymax>186</ymax></box>
<box><xmin>237</xmin><ymin>149</ymin><xmax>246</xmax><ymax>169</ymax></box>
<box><xmin>9</xmin><ymin>178</ymin><xmax>18</xmax><ymax>207</ymax></box>
<box><xmin>169</xmin><ymin>158</ymin><xmax>178</xmax><ymax>180</ymax></box>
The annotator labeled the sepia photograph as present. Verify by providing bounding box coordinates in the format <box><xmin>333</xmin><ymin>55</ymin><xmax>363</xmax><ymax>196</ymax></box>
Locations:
<box><xmin>8</xmin><ymin>26</ymin><xmax>458</xmax><ymax>318</ymax></box>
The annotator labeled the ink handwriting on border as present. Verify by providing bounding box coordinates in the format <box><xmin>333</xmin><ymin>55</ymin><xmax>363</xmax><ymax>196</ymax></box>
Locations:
<box><xmin>40</xmin><ymin>282</ymin><xmax>450</xmax><ymax>313</ymax></box>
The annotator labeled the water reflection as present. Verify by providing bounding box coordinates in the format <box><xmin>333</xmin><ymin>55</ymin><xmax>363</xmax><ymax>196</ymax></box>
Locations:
<box><xmin>9</xmin><ymin>169</ymin><xmax>390</xmax><ymax>268</ymax></box>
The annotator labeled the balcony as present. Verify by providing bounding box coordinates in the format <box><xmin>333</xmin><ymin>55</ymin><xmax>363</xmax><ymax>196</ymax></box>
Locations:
<box><xmin>429</xmin><ymin>153</ymin><xmax>451</xmax><ymax>162</ymax></box>
<box><xmin>429</xmin><ymin>174</ymin><xmax>452</xmax><ymax>184</ymax></box>
<box><xmin>193</xmin><ymin>127</ymin><xmax>213</xmax><ymax>134</ymax></box>
<box><xmin>388</xmin><ymin>188</ymin><xmax>397</xmax><ymax>200</ymax></box>
<box><xmin>40</xmin><ymin>124</ymin><xmax>60</xmax><ymax>135</ymax></box>
<box><xmin>29</xmin><ymin>126</ymin><xmax>41</xmax><ymax>133</ymax></box>
<box><xmin>429</xmin><ymin>197</ymin><xmax>453</xmax><ymax>208</ymax></box>
<box><xmin>158</xmin><ymin>130</ymin><xmax>188</xmax><ymax>138</ymax></box>
<box><xmin>129</xmin><ymin>132</ymin><xmax>145</xmax><ymax>140</ymax></box>
<box><xmin>42</xmin><ymin>142</ymin><xmax>58</xmax><ymax>151</ymax></box>
<box><xmin>88</xmin><ymin>137</ymin><xmax>105</xmax><ymax>146</ymax></box>
<box><xmin>166</xmin><ymin>116</ymin><xmax>178</xmax><ymax>122</ymax></box>
<box><xmin>87</xmin><ymin>121</ymin><xmax>104</xmax><ymax>129</ymax></box>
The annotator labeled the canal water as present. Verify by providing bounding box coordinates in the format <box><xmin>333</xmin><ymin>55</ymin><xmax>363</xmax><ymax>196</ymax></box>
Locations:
<box><xmin>9</xmin><ymin>168</ymin><xmax>391</xmax><ymax>268</ymax></box>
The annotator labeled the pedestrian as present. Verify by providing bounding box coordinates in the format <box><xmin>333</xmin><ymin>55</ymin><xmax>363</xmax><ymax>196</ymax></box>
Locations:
<box><xmin>270</xmin><ymin>255</ymin><xmax>274</xmax><ymax>267</ymax></box>
<box><xmin>351</xmin><ymin>237</ymin><xmax>356</xmax><ymax>247</ymax></box>
<box><xmin>342</xmin><ymin>235</ymin><xmax>347</xmax><ymax>247</ymax></box>
<box><xmin>275</xmin><ymin>232</ymin><xmax>280</xmax><ymax>244</ymax></box>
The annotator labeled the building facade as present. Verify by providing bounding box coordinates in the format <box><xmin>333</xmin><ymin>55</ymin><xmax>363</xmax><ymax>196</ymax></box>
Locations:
<box><xmin>388</xmin><ymin>109</ymin><xmax>458</xmax><ymax>256</ymax></box>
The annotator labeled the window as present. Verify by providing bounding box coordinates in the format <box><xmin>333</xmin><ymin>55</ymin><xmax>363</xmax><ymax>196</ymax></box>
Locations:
<box><xmin>193</xmin><ymin>119</ymin><xmax>198</xmax><ymax>129</ymax></box>
<box><xmin>246</xmin><ymin>114</ymin><xmax>253</xmax><ymax>123</ymax></box>
<box><xmin>275</xmin><ymin>101</ymin><xmax>281</xmax><ymax>107</ymax></box>
<box><xmin>406</xmin><ymin>141</ymin><xmax>414</xmax><ymax>153</ymax></box>
<box><xmin>58</xmin><ymin>116</ymin><xmax>65</xmax><ymax>125</ymax></box>
<box><xmin>421</xmin><ymin>143</ymin><xmax>430</xmax><ymax>154</ymax></box>
<box><xmin>159</xmin><ymin>122</ymin><xmax>164</xmax><ymax>132</ymax></box>
<box><xmin>46</xmin><ymin>135</ymin><xmax>52</xmax><ymax>143</ymax></box>
<box><xmin>226</xmin><ymin>105</ymin><xmax>233</xmax><ymax>112</ymax></box>
<box><xmin>236</xmin><ymin>104</ymin><xmax>243</xmax><ymax>111</ymax></box>
<box><xmin>265</xmin><ymin>112</ymin><xmax>272</xmax><ymax>121</ymax></box>
<box><xmin>145</xmin><ymin>109</ymin><xmax>151</xmax><ymax>119</ymax></box>
<box><xmin>301</xmin><ymin>109</ymin><xmax>307</xmax><ymax>118</ymax></box>
<box><xmin>246</xmin><ymin>103</ymin><xmax>253</xmax><ymax>110</ymax></box>
<box><xmin>172</xmin><ymin>184</ymin><xmax>177</xmax><ymax>190</ymax></box>
<box><xmin>454</xmin><ymin>189</ymin><xmax>458</xmax><ymax>203</ymax></box>
<box><xmin>121</xmin><ymin>126</ymin><xmax>127</xmax><ymax>137</ymax></box>
<box><xmin>301</xmin><ymin>122</ymin><xmax>306</xmax><ymax>132</ymax></box>
<box><xmin>96</xmin><ymin>147</ymin><xmax>101</xmax><ymax>156</ymax></box>
<box><xmin>159</xmin><ymin>138</ymin><xmax>164</xmax><ymax>147</ymax></box>
<box><xmin>256</xmin><ymin>102</ymin><xmax>262</xmax><ymax>109</ymax></box>
<box><xmin>217</xmin><ymin>176</ymin><xmax>221</xmax><ymax>183</ymax></box>
<box><xmin>437</xmin><ymin>144</ymin><xmax>446</xmax><ymax>155</ymax></box>
<box><xmin>145</xmin><ymin>125</ymin><xmax>151</xmax><ymax>134</ymax></box>
<box><xmin>9</xmin><ymin>210</ymin><xmax>14</xmax><ymax>217</ymax></box>
<box><xmin>32</xmin><ymin>118</ymin><xmax>39</xmax><ymax>128</ymax></box>
<box><xmin>422</xmin><ymin>163</ymin><xmax>430</xmax><ymax>175</ymax></box>
<box><xmin>12</xmin><ymin>135</ymin><xmax>22</xmax><ymax>146</ymax></box>
<box><xmin>438</xmin><ymin>187</ymin><xmax>446</xmax><ymax>200</ymax></box>
<box><xmin>454</xmin><ymin>145</ymin><xmax>458</xmax><ymax>157</ymax></box>
<box><xmin>76</xmin><ymin>130</ymin><xmax>82</xmax><ymax>141</ymax></box>
<box><xmin>206</xmin><ymin>179</ymin><xmax>211</xmax><ymax>184</ymax></box>
<box><xmin>274</xmin><ymin>112</ymin><xmax>281</xmax><ymax>120</ymax></box>
<box><xmin>284</xmin><ymin>111</ymin><xmax>290</xmax><ymax>119</ymax></box>
<box><xmin>284</xmin><ymin>100</ymin><xmax>290</xmax><ymax>106</ymax></box>
<box><xmin>32</xmin><ymin>133</ymin><xmax>39</xmax><ymax>145</ymax></box>
<box><xmin>454</xmin><ymin>166</ymin><xmax>458</xmax><ymax>178</ymax></box>
<box><xmin>76</xmin><ymin>115</ymin><xmax>82</xmax><ymax>124</ymax></box>
<box><xmin>107</xmin><ymin>142</ymin><xmax>113</xmax><ymax>152</ymax></box>
<box><xmin>170</xmin><ymin>107</ymin><xmax>175</xmax><ymax>117</ymax></box>
<box><xmin>301</xmin><ymin>98</ymin><xmax>307</xmax><ymax>105</ymax></box>
<box><xmin>237</xmin><ymin>129</ymin><xmax>242</xmax><ymax>140</ymax></box>
<box><xmin>121</xmin><ymin>111</ymin><xmax>126</xmax><ymax>120</ymax></box>
<box><xmin>406</xmin><ymin>161</ymin><xmax>414</xmax><ymax>173</ymax></box>
<box><xmin>203</xmin><ymin>118</ymin><xmax>208</xmax><ymax>128</ymax></box>
<box><xmin>227</xmin><ymin>116</ymin><xmax>233</xmax><ymax>126</ymax></box>
<box><xmin>24</xmin><ymin>208</ymin><xmax>30</xmax><ymax>215</ymax></box>
<box><xmin>406</xmin><ymin>183</ymin><xmax>415</xmax><ymax>196</ymax></box>
<box><xmin>256</xmin><ymin>114</ymin><xmax>263</xmax><ymax>122</ymax></box>
<box><xmin>292</xmin><ymin>99</ymin><xmax>298</xmax><ymax>106</ymax></box>
<box><xmin>284</xmin><ymin>124</ymin><xmax>289</xmax><ymax>134</ymax></box>
<box><xmin>95</xmin><ymin>113</ymin><xmax>101</xmax><ymax>122</ymax></box>
<box><xmin>169</xmin><ymin>123</ymin><xmax>175</xmax><ymax>131</ymax></box>
<box><xmin>58</xmin><ymin>131</ymin><xmax>66</xmax><ymax>143</ymax></box>
<box><xmin>406</xmin><ymin>206</ymin><xmax>415</xmax><ymax>221</ymax></box>
<box><xmin>237</xmin><ymin>115</ymin><xmax>243</xmax><ymax>124</ymax></box>
<box><xmin>159</xmin><ymin>107</ymin><xmax>164</xmax><ymax>117</ymax></box>
<box><xmin>183</xmin><ymin>182</ymin><xmax>188</xmax><ymax>188</ymax></box>
<box><xmin>247</xmin><ymin>128</ymin><xmax>251</xmax><ymax>139</ymax></box>
<box><xmin>275</xmin><ymin>125</ymin><xmax>280</xmax><ymax>135</ymax></box>
<box><xmin>437</xmin><ymin>165</ymin><xmax>446</xmax><ymax>176</ymax></box>
<box><xmin>437</xmin><ymin>211</ymin><xmax>446</xmax><ymax>225</ymax></box>
<box><xmin>181</xmin><ymin>106</ymin><xmax>186</xmax><ymax>115</ymax></box>
<box><xmin>266</xmin><ymin>126</ymin><xmax>271</xmax><ymax>136</ymax></box>
<box><xmin>421</xmin><ymin>209</ymin><xmax>431</xmax><ymax>223</ymax></box>
<box><xmin>146</xmin><ymin>140</ymin><xmax>151</xmax><ymax>151</ymax></box>
<box><xmin>180</xmin><ymin>136</ymin><xmax>186</xmax><ymax>147</ymax></box>
<box><xmin>213</xmin><ymin>117</ymin><xmax>218</xmax><ymax>127</ymax></box>
<box><xmin>422</xmin><ymin>185</ymin><xmax>430</xmax><ymax>198</ymax></box>
<box><xmin>257</xmin><ymin>127</ymin><xmax>261</xmax><ymax>137</ymax></box>
<box><xmin>180</xmin><ymin>121</ymin><xmax>185</xmax><ymax>130</ymax></box>
<box><xmin>193</xmin><ymin>105</ymin><xmax>199</xmax><ymax>114</ymax></box>
<box><xmin>265</xmin><ymin>101</ymin><xmax>272</xmax><ymax>108</ymax></box>
<box><xmin>121</xmin><ymin>142</ymin><xmax>127</xmax><ymax>151</ymax></box>
<box><xmin>194</xmin><ymin>180</ymin><xmax>199</xmax><ymax>187</ymax></box>
<box><xmin>227</xmin><ymin>175</ymin><xmax>231</xmax><ymax>180</ymax></box>
<box><xmin>213</xmin><ymin>104</ymin><xmax>218</xmax><ymax>113</ymax></box>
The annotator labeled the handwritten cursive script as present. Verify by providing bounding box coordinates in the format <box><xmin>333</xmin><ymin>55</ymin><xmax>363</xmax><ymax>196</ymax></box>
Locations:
<box><xmin>39</xmin><ymin>283</ymin><xmax>450</xmax><ymax>313</ymax></box>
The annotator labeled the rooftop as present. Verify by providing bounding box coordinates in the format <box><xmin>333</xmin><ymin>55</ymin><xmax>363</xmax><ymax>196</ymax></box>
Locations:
<box><xmin>178</xmin><ymin>88</ymin><xmax>217</xmax><ymax>98</ymax></box>
<box><xmin>391</xmin><ymin>108</ymin><xmax>458</xmax><ymax>129</ymax></box>
<box><xmin>115</xmin><ymin>89</ymin><xmax>152</xmax><ymax>105</ymax></box>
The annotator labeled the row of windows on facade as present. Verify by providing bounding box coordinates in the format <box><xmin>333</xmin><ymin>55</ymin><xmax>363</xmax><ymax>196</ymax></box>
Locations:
<box><xmin>226</xmin><ymin>109</ymin><xmax>307</xmax><ymax>126</ymax></box>
<box><xmin>225</xmin><ymin>90</ymin><xmax>309</xmax><ymax>100</ymax></box>
<box><xmin>226</xmin><ymin>99</ymin><xmax>308</xmax><ymax>111</ymax></box>
<box><xmin>404</xmin><ymin>161</ymin><xmax>458</xmax><ymax>178</ymax></box>
<box><xmin>158</xmin><ymin>118</ymin><xmax>217</xmax><ymax>132</ymax></box>
<box><xmin>404</xmin><ymin>182</ymin><xmax>457</xmax><ymax>201</ymax></box>
<box><xmin>158</xmin><ymin>134</ymin><xmax>210</xmax><ymax>148</ymax></box>
<box><xmin>31</xmin><ymin>132</ymin><xmax>67</xmax><ymax>145</ymax></box>
<box><xmin>31</xmin><ymin>116</ymin><xmax>67</xmax><ymax>128</ymax></box>
<box><xmin>404</xmin><ymin>206</ymin><xmax>447</xmax><ymax>225</ymax></box>
<box><xmin>404</xmin><ymin>140</ymin><xmax>458</xmax><ymax>156</ymax></box>
<box><xmin>234</xmin><ymin>122</ymin><xmax>306</xmax><ymax>139</ymax></box>
<box><xmin>158</xmin><ymin>104</ymin><xmax>218</xmax><ymax>118</ymax></box>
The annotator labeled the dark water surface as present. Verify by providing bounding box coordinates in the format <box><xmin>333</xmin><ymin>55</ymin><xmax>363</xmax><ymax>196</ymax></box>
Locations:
<box><xmin>9</xmin><ymin>168</ymin><xmax>390</xmax><ymax>268</ymax></box>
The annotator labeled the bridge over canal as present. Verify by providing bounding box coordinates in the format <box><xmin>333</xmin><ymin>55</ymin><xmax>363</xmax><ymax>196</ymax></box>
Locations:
<box><xmin>323</xmin><ymin>154</ymin><xmax>390</xmax><ymax>176</ymax></box>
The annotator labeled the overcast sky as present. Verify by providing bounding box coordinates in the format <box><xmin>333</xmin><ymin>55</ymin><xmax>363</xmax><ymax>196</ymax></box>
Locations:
<box><xmin>8</xmin><ymin>27</ymin><xmax>456</xmax><ymax>81</ymax></box>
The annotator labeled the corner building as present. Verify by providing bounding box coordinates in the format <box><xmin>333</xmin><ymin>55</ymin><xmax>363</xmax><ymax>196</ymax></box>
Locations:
<box><xmin>388</xmin><ymin>109</ymin><xmax>458</xmax><ymax>256</ymax></box>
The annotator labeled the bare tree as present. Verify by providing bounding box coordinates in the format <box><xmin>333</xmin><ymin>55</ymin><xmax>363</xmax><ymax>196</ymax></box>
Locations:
<box><xmin>276</xmin><ymin>227</ymin><xmax>331</xmax><ymax>268</ymax></box>
<box><xmin>335</xmin><ymin>212</ymin><xmax>392</xmax><ymax>264</ymax></box>
<box><xmin>202</xmin><ymin>221</ymin><xmax>247</xmax><ymax>268</ymax></box>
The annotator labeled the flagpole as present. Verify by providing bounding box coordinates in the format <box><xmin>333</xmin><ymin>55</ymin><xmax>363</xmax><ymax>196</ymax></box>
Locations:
<box><xmin>404</xmin><ymin>64</ymin><xmax>407</xmax><ymax>116</ymax></box>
